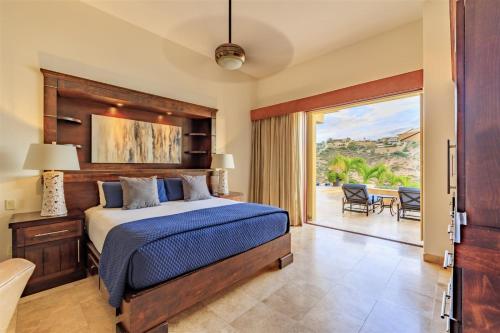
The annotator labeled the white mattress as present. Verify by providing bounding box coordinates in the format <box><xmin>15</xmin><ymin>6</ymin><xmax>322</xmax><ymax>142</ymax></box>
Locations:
<box><xmin>85</xmin><ymin>198</ymin><xmax>238</xmax><ymax>253</ymax></box>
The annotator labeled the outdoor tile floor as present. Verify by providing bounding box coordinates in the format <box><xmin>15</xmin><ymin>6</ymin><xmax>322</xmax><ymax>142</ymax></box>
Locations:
<box><xmin>314</xmin><ymin>186</ymin><xmax>422</xmax><ymax>245</ymax></box>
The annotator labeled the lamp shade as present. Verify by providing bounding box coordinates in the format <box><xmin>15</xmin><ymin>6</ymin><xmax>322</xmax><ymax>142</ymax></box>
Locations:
<box><xmin>211</xmin><ymin>153</ymin><xmax>235</xmax><ymax>169</ymax></box>
<box><xmin>23</xmin><ymin>143</ymin><xmax>80</xmax><ymax>171</ymax></box>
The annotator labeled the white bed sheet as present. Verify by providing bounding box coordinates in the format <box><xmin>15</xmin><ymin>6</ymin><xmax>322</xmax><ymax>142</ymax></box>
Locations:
<box><xmin>85</xmin><ymin>198</ymin><xmax>238</xmax><ymax>253</ymax></box>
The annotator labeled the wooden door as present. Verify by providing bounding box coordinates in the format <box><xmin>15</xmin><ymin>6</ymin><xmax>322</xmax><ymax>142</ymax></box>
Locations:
<box><xmin>454</xmin><ymin>0</ymin><xmax>500</xmax><ymax>332</ymax></box>
<box><xmin>462</xmin><ymin>0</ymin><xmax>500</xmax><ymax>227</ymax></box>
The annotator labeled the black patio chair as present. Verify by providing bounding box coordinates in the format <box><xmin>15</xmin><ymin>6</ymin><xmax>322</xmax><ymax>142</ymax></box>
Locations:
<box><xmin>397</xmin><ymin>187</ymin><xmax>421</xmax><ymax>221</ymax></box>
<box><xmin>342</xmin><ymin>184</ymin><xmax>382</xmax><ymax>216</ymax></box>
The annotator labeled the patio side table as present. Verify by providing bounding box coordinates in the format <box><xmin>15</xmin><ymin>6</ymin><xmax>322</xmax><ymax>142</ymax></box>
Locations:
<box><xmin>377</xmin><ymin>194</ymin><xmax>397</xmax><ymax>216</ymax></box>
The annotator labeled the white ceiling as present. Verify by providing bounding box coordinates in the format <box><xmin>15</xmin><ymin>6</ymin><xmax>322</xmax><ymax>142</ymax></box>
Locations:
<box><xmin>84</xmin><ymin>0</ymin><xmax>423</xmax><ymax>78</ymax></box>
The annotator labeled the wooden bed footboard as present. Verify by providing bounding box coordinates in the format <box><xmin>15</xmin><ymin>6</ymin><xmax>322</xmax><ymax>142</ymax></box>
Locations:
<box><xmin>89</xmin><ymin>233</ymin><xmax>292</xmax><ymax>333</ymax></box>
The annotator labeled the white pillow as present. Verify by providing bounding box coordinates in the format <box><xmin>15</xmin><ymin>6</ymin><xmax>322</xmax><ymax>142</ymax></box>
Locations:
<box><xmin>97</xmin><ymin>181</ymin><xmax>106</xmax><ymax>207</ymax></box>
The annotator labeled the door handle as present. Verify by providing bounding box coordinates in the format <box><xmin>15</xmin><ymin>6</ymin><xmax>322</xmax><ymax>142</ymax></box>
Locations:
<box><xmin>447</xmin><ymin>140</ymin><xmax>456</xmax><ymax>194</ymax></box>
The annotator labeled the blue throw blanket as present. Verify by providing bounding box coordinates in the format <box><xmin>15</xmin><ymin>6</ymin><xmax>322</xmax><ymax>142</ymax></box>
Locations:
<box><xmin>99</xmin><ymin>203</ymin><xmax>289</xmax><ymax>307</ymax></box>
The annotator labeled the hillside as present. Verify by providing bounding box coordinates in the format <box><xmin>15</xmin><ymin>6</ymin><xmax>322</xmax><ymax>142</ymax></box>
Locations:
<box><xmin>316</xmin><ymin>135</ymin><xmax>420</xmax><ymax>185</ymax></box>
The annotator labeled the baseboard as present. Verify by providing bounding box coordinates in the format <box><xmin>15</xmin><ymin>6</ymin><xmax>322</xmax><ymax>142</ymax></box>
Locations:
<box><xmin>423</xmin><ymin>253</ymin><xmax>444</xmax><ymax>265</ymax></box>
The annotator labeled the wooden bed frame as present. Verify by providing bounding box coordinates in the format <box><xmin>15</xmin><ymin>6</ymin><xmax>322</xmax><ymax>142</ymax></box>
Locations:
<box><xmin>65</xmin><ymin>170</ymin><xmax>293</xmax><ymax>333</ymax></box>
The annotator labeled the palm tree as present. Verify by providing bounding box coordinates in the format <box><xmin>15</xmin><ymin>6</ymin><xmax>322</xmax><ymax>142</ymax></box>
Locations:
<box><xmin>356</xmin><ymin>163</ymin><xmax>387</xmax><ymax>184</ymax></box>
<box><xmin>397</xmin><ymin>175</ymin><xmax>420</xmax><ymax>188</ymax></box>
<box><xmin>378</xmin><ymin>170</ymin><xmax>400</xmax><ymax>187</ymax></box>
<box><xmin>328</xmin><ymin>155</ymin><xmax>365</xmax><ymax>183</ymax></box>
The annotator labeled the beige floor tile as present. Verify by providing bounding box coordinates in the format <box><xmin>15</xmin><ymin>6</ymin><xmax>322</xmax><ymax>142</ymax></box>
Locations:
<box><xmin>340</xmin><ymin>269</ymin><xmax>391</xmax><ymax>299</ymax></box>
<box><xmin>300</xmin><ymin>306</ymin><xmax>365</xmax><ymax>333</ymax></box>
<box><xmin>312</xmin><ymin>283</ymin><xmax>377</xmax><ymax>321</ymax></box>
<box><xmin>18</xmin><ymin>303</ymin><xmax>89</xmax><ymax>333</ymax></box>
<box><xmin>238</xmin><ymin>268</ymin><xmax>288</xmax><ymax>301</ymax></box>
<box><xmin>18</xmin><ymin>281</ymin><xmax>78</xmax><ymax>304</ymax></box>
<box><xmin>387</xmin><ymin>271</ymin><xmax>439</xmax><ymax>298</ymax></box>
<box><xmin>204</xmin><ymin>285</ymin><xmax>259</xmax><ymax>323</ymax></box>
<box><xmin>230</xmin><ymin>302</ymin><xmax>297</xmax><ymax>333</ymax></box>
<box><xmin>360</xmin><ymin>300</ymin><xmax>431</xmax><ymax>333</ymax></box>
<box><xmin>396</xmin><ymin>257</ymin><xmax>441</xmax><ymax>279</ymax></box>
<box><xmin>80</xmin><ymin>297</ymin><xmax>115</xmax><ymax>333</ymax></box>
<box><xmin>381</xmin><ymin>286</ymin><xmax>435</xmax><ymax>319</ymax></box>
<box><xmin>262</xmin><ymin>280</ymin><xmax>324</xmax><ymax>320</ymax></box>
<box><xmin>169</xmin><ymin>306</ymin><xmax>236</xmax><ymax>333</ymax></box>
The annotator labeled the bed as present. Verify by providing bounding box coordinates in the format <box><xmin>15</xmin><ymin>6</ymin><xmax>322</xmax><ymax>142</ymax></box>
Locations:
<box><xmin>65</xmin><ymin>171</ymin><xmax>293</xmax><ymax>333</ymax></box>
<box><xmin>41</xmin><ymin>71</ymin><xmax>292</xmax><ymax>333</ymax></box>
<box><xmin>86</xmin><ymin>198</ymin><xmax>290</xmax><ymax>308</ymax></box>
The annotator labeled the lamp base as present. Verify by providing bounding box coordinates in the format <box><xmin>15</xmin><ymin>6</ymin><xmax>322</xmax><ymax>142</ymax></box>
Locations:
<box><xmin>217</xmin><ymin>169</ymin><xmax>229</xmax><ymax>195</ymax></box>
<box><xmin>41</xmin><ymin>171</ymin><xmax>67</xmax><ymax>217</ymax></box>
<box><xmin>210</xmin><ymin>174</ymin><xmax>220</xmax><ymax>195</ymax></box>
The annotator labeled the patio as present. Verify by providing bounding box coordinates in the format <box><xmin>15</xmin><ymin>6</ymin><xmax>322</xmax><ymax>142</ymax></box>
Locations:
<box><xmin>312</xmin><ymin>186</ymin><xmax>422</xmax><ymax>245</ymax></box>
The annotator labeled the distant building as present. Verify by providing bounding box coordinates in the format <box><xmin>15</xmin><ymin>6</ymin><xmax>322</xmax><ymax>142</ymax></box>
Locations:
<box><xmin>398</xmin><ymin>128</ymin><xmax>420</xmax><ymax>142</ymax></box>
<box><xmin>387</xmin><ymin>136</ymin><xmax>399</xmax><ymax>144</ymax></box>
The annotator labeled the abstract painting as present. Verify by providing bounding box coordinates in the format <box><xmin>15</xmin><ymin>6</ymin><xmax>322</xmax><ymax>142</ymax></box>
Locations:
<box><xmin>91</xmin><ymin>114</ymin><xmax>182</xmax><ymax>164</ymax></box>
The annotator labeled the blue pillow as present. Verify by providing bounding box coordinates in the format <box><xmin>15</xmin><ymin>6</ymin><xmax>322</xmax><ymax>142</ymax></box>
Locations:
<box><xmin>102</xmin><ymin>182</ymin><xmax>123</xmax><ymax>208</ymax></box>
<box><xmin>103</xmin><ymin>179</ymin><xmax>167</xmax><ymax>208</ymax></box>
<box><xmin>157</xmin><ymin>179</ymin><xmax>168</xmax><ymax>202</ymax></box>
<box><xmin>164</xmin><ymin>178</ymin><xmax>184</xmax><ymax>201</ymax></box>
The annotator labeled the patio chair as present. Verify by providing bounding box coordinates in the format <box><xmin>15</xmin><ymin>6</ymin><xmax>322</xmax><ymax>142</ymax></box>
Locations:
<box><xmin>342</xmin><ymin>184</ymin><xmax>382</xmax><ymax>216</ymax></box>
<box><xmin>397</xmin><ymin>187</ymin><xmax>421</xmax><ymax>221</ymax></box>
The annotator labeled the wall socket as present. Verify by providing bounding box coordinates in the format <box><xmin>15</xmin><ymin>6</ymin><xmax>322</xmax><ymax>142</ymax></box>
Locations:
<box><xmin>5</xmin><ymin>199</ymin><xmax>15</xmax><ymax>210</ymax></box>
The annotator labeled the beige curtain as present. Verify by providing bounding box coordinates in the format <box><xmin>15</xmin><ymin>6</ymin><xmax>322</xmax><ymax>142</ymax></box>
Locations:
<box><xmin>249</xmin><ymin>112</ymin><xmax>305</xmax><ymax>226</ymax></box>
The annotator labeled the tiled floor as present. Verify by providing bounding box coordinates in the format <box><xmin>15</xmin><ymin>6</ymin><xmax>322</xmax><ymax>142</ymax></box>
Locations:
<box><xmin>12</xmin><ymin>224</ymin><xmax>448</xmax><ymax>333</ymax></box>
<box><xmin>315</xmin><ymin>187</ymin><xmax>422</xmax><ymax>245</ymax></box>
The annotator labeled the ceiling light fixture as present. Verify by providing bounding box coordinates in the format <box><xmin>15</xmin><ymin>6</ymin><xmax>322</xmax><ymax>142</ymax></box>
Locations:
<box><xmin>215</xmin><ymin>0</ymin><xmax>245</xmax><ymax>70</ymax></box>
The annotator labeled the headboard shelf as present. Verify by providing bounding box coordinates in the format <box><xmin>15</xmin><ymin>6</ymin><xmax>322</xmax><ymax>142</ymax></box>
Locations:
<box><xmin>44</xmin><ymin>114</ymin><xmax>82</xmax><ymax>124</ymax></box>
<box><xmin>185</xmin><ymin>132</ymin><xmax>208</xmax><ymax>136</ymax></box>
<box><xmin>42</xmin><ymin>69</ymin><xmax>216</xmax><ymax>120</ymax></box>
<box><xmin>62</xmin><ymin>144</ymin><xmax>83</xmax><ymax>149</ymax></box>
<box><xmin>185</xmin><ymin>150</ymin><xmax>208</xmax><ymax>154</ymax></box>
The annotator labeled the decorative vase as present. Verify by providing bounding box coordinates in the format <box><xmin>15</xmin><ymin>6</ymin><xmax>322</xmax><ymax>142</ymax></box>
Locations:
<box><xmin>41</xmin><ymin>171</ymin><xmax>67</xmax><ymax>216</ymax></box>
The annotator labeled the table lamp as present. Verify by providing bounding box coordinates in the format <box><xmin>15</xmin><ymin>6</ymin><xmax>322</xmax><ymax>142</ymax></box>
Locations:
<box><xmin>210</xmin><ymin>154</ymin><xmax>234</xmax><ymax>195</ymax></box>
<box><xmin>23</xmin><ymin>143</ymin><xmax>80</xmax><ymax>216</ymax></box>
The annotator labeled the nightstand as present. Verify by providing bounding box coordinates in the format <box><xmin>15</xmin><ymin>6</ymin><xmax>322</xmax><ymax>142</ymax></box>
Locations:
<box><xmin>9</xmin><ymin>209</ymin><xmax>86</xmax><ymax>295</ymax></box>
<box><xmin>214</xmin><ymin>191</ymin><xmax>244</xmax><ymax>201</ymax></box>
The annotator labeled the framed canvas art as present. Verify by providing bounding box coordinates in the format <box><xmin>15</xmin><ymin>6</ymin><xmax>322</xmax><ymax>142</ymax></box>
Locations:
<box><xmin>91</xmin><ymin>114</ymin><xmax>182</xmax><ymax>164</ymax></box>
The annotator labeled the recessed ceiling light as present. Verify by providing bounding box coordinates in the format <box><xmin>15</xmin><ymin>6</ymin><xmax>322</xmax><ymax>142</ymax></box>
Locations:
<box><xmin>167</xmin><ymin>112</ymin><xmax>173</xmax><ymax>115</ymax></box>
<box><xmin>116</xmin><ymin>103</ymin><xmax>124</xmax><ymax>107</ymax></box>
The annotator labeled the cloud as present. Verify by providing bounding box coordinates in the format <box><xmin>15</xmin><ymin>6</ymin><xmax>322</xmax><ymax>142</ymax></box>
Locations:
<box><xmin>316</xmin><ymin>95</ymin><xmax>420</xmax><ymax>142</ymax></box>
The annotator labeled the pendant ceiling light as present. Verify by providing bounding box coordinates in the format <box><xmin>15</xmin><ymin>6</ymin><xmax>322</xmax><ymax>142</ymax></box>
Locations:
<box><xmin>215</xmin><ymin>0</ymin><xmax>245</xmax><ymax>70</ymax></box>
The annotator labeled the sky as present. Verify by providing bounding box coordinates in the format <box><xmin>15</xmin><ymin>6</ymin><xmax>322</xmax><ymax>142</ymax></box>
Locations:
<box><xmin>316</xmin><ymin>95</ymin><xmax>420</xmax><ymax>143</ymax></box>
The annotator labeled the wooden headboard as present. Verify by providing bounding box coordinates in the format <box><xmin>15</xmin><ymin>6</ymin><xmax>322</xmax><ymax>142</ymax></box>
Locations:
<box><xmin>64</xmin><ymin>170</ymin><xmax>211</xmax><ymax>212</ymax></box>
<box><xmin>40</xmin><ymin>69</ymin><xmax>217</xmax><ymax>212</ymax></box>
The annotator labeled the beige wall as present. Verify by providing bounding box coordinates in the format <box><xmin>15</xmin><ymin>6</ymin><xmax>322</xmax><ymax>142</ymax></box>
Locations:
<box><xmin>0</xmin><ymin>1</ymin><xmax>454</xmax><ymax>262</ymax></box>
<box><xmin>255</xmin><ymin>20</ymin><xmax>423</xmax><ymax>108</ymax></box>
<box><xmin>0</xmin><ymin>1</ymin><xmax>255</xmax><ymax>260</ymax></box>
<box><xmin>422</xmin><ymin>0</ymin><xmax>455</xmax><ymax>258</ymax></box>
